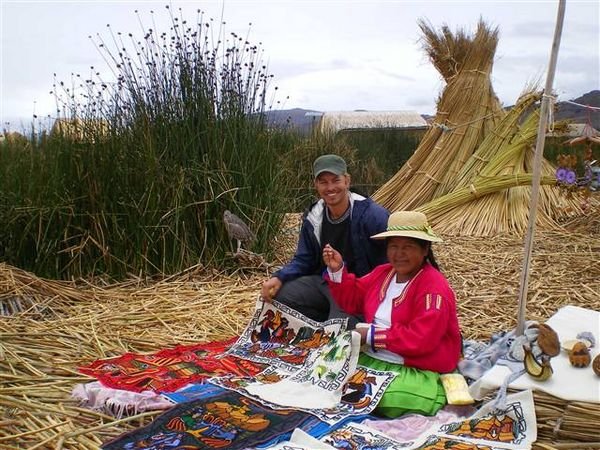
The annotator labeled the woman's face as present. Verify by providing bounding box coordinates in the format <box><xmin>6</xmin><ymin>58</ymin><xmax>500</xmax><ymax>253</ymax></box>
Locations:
<box><xmin>386</xmin><ymin>237</ymin><xmax>428</xmax><ymax>282</ymax></box>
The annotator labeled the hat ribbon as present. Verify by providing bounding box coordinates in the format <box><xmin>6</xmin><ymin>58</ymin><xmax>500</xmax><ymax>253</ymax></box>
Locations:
<box><xmin>387</xmin><ymin>224</ymin><xmax>436</xmax><ymax>236</ymax></box>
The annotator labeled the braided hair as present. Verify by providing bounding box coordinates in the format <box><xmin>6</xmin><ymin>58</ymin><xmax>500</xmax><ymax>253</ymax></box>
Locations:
<box><xmin>415</xmin><ymin>239</ymin><xmax>441</xmax><ymax>271</ymax></box>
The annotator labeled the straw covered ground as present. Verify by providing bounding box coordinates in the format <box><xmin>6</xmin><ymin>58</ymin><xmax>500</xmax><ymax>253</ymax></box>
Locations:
<box><xmin>1</xmin><ymin>200</ymin><xmax>599</xmax><ymax>449</ymax></box>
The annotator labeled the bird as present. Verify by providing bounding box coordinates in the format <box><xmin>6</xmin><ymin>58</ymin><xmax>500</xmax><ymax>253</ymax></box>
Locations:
<box><xmin>223</xmin><ymin>210</ymin><xmax>255</xmax><ymax>254</ymax></box>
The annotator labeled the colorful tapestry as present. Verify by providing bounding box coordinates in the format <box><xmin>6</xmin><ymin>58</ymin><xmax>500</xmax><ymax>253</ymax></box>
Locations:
<box><xmin>321</xmin><ymin>422</ymin><xmax>413</xmax><ymax>449</ymax></box>
<box><xmin>102</xmin><ymin>390</ymin><xmax>313</xmax><ymax>450</ymax></box>
<box><xmin>79</xmin><ymin>337</ymin><xmax>265</xmax><ymax>393</ymax></box>
<box><xmin>226</xmin><ymin>298</ymin><xmax>347</xmax><ymax>372</ymax></box>
<box><xmin>209</xmin><ymin>364</ymin><xmax>395</xmax><ymax>425</ymax></box>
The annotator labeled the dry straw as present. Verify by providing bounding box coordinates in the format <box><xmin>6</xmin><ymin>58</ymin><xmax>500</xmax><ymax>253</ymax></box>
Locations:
<box><xmin>1</xmin><ymin>209</ymin><xmax>599</xmax><ymax>448</ymax></box>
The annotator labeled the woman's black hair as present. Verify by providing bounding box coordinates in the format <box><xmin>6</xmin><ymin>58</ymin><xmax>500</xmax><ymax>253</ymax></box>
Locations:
<box><xmin>424</xmin><ymin>245</ymin><xmax>441</xmax><ymax>271</ymax></box>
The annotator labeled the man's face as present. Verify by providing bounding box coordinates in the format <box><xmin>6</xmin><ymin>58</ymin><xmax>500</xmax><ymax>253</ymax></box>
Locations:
<box><xmin>314</xmin><ymin>172</ymin><xmax>350</xmax><ymax>209</ymax></box>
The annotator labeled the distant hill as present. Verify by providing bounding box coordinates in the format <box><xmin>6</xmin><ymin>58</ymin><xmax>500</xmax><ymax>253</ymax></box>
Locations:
<box><xmin>263</xmin><ymin>90</ymin><xmax>600</xmax><ymax>133</ymax></box>
<box><xmin>555</xmin><ymin>90</ymin><xmax>600</xmax><ymax>129</ymax></box>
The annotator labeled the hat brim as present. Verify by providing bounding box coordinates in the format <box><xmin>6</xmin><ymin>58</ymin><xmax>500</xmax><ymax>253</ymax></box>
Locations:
<box><xmin>371</xmin><ymin>229</ymin><xmax>443</xmax><ymax>242</ymax></box>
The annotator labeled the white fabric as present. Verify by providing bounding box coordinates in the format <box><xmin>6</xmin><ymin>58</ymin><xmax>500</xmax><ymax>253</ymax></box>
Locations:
<box><xmin>246</xmin><ymin>330</ymin><xmax>361</xmax><ymax>409</ymax></box>
<box><xmin>328</xmin><ymin>265</ymin><xmax>344</xmax><ymax>282</ymax></box>
<box><xmin>469</xmin><ymin>305</ymin><xmax>600</xmax><ymax>403</ymax></box>
<box><xmin>71</xmin><ymin>381</ymin><xmax>172</xmax><ymax>418</ymax></box>
<box><xmin>266</xmin><ymin>428</ymin><xmax>336</xmax><ymax>449</ymax></box>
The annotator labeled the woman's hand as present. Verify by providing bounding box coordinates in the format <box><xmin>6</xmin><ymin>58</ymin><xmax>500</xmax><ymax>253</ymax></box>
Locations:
<box><xmin>323</xmin><ymin>244</ymin><xmax>343</xmax><ymax>272</ymax></box>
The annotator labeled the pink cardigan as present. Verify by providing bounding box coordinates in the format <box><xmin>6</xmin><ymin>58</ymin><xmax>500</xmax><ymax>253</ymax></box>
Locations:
<box><xmin>326</xmin><ymin>263</ymin><xmax>461</xmax><ymax>373</ymax></box>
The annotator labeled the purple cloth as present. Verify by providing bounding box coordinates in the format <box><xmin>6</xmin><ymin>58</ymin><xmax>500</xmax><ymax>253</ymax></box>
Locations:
<box><xmin>361</xmin><ymin>405</ymin><xmax>476</xmax><ymax>442</ymax></box>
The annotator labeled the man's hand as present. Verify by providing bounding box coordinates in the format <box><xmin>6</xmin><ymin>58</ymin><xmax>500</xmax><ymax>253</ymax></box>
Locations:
<box><xmin>322</xmin><ymin>244</ymin><xmax>343</xmax><ymax>272</ymax></box>
<box><xmin>261</xmin><ymin>277</ymin><xmax>282</xmax><ymax>302</ymax></box>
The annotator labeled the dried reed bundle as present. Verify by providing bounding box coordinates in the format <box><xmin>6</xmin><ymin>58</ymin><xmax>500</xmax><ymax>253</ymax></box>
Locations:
<box><xmin>453</xmin><ymin>91</ymin><xmax>541</xmax><ymax>188</ymax></box>
<box><xmin>417</xmin><ymin>104</ymin><xmax>582</xmax><ymax>235</ymax></box>
<box><xmin>373</xmin><ymin>19</ymin><xmax>505</xmax><ymax>211</ymax></box>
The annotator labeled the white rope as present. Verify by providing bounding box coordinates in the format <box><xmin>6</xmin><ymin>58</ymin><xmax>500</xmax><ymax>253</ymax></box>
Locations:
<box><xmin>433</xmin><ymin>112</ymin><xmax>497</xmax><ymax>133</ymax></box>
<box><xmin>543</xmin><ymin>93</ymin><xmax>556</xmax><ymax>133</ymax></box>
<box><xmin>563</xmin><ymin>99</ymin><xmax>600</xmax><ymax>111</ymax></box>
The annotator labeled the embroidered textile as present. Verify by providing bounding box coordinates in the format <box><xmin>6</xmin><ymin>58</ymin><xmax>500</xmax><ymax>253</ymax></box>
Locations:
<box><xmin>430</xmin><ymin>390</ymin><xmax>537</xmax><ymax>449</ymax></box>
<box><xmin>245</xmin><ymin>330</ymin><xmax>359</xmax><ymax>409</ymax></box>
<box><xmin>226</xmin><ymin>298</ymin><xmax>347</xmax><ymax>372</ymax></box>
<box><xmin>79</xmin><ymin>337</ymin><xmax>265</xmax><ymax>393</ymax></box>
<box><xmin>317</xmin><ymin>391</ymin><xmax>536</xmax><ymax>450</ymax></box>
<box><xmin>102</xmin><ymin>390</ymin><xmax>313</xmax><ymax>450</ymax></box>
<box><xmin>209</xmin><ymin>363</ymin><xmax>395</xmax><ymax>425</ymax></box>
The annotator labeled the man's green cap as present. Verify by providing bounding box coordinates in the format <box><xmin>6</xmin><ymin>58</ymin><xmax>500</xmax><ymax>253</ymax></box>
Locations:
<box><xmin>313</xmin><ymin>154</ymin><xmax>347</xmax><ymax>178</ymax></box>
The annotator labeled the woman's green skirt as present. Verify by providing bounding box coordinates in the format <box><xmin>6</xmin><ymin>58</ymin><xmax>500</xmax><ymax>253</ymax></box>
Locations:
<box><xmin>359</xmin><ymin>353</ymin><xmax>446</xmax><ymax>418</ymax></box>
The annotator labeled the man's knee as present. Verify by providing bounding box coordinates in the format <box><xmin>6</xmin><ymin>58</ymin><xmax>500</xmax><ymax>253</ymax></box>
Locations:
<box><xmin>275</xmin><ymin>276</ymin><xmax>328</xmax><ymax>321</ymax></box>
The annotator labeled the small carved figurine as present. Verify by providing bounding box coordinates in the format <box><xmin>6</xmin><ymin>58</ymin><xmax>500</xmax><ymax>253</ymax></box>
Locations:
<box><xmin>535</xmin><ymin>323</ymin><xmax>560</xmax><ymax>357</ymax></box>
<box><xmin>593</xmin><ymin>354</ymin><xmax>600</xmax><ymax>377</ymax></box>
<box><xmin>569</xmin><ymin>341</ymin><xmax>591</xmax><ymax>368</ymax></box>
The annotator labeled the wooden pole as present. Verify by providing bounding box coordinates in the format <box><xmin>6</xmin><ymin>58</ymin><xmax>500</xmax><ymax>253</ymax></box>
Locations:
<box><xmin>516</xmin><ymin>0</ymin><xmax>567</xmax><ymax>335</ymax></box>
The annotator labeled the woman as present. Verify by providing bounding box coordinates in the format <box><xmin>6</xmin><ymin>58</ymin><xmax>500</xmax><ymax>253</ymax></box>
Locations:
<box><xmin>322</xmin><ymin>210</ymin><xmax>461</xmax><ymax>418</ymax></box>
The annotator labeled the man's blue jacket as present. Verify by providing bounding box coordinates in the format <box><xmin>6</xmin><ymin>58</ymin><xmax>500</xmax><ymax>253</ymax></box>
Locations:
<box><xmin>273</xmin><ymin>192</ymin><xmax>389</xmax><ymax>282</ymax></box>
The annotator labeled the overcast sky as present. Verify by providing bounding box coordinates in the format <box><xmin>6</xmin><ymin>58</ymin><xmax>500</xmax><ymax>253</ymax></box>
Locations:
<box><xmin>1</xmin><ymin>0</ymin><xmax>598</xmax><ymax>129</ymax></box>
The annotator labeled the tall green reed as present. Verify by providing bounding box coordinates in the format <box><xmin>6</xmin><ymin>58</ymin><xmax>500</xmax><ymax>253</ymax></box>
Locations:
<box><xmin>0</xmin><ymin>6</ymin><xmax>306</xmax><ymax>280</ymax></box>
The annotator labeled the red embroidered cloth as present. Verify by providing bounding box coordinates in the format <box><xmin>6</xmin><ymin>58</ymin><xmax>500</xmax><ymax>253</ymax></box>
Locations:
<box><xmin>79</xmin><ymin>337</ymin><xmax>265</xmax><ymax>393</ymax></box>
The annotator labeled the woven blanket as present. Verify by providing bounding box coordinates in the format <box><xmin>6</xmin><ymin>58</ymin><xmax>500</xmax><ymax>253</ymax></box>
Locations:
<box><xmin>469</xmin><ymin>306</ymin><xmax>600</xmax><ymax>403</ymax></box>
<box><xmin>79</xmin><ymin>337</ymin><xmax>265</xmax><ymax>393</ymax></box>
<box><xmin>102</xmin><ymin>389</ymin><xmax>313</xmax><ymax>450</ymax></box>
<box><xmin>226</xmin><ymin>298</ymin><xmax>347</xmax><ymax>373</ymax></box>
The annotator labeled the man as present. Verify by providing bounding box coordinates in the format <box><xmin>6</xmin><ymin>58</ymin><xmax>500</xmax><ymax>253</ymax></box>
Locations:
<box><xmin>261</xmin><ymin>154</ymin><xmax>389</xmax><ymax>327</ymax></box>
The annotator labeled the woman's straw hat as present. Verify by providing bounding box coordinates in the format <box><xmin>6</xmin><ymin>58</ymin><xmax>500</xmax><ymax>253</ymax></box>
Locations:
<box><xmin>371</xmin><ymin>211</ymin><xmax>442</xmax><ymax>242</ymax></box>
